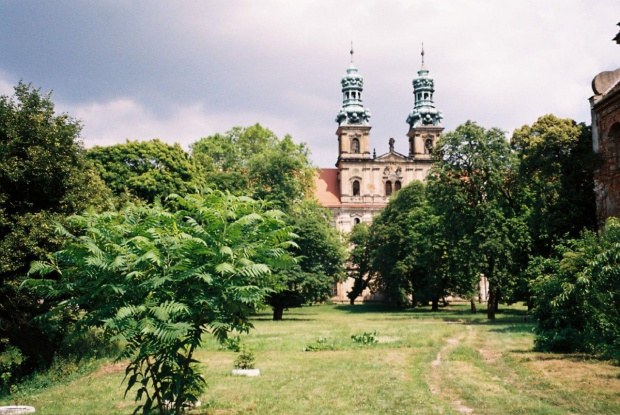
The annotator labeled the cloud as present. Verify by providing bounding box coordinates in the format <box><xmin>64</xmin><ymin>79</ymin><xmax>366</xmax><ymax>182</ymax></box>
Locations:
<box><xmin>65</xmin><ymin>98</ymin><xmax>310</xmax><ymax>152</ymax></box>
<box><xmin>1</xmin><ymin>1</ymin><xmax>619</xmax><ymax>166</ymax></box>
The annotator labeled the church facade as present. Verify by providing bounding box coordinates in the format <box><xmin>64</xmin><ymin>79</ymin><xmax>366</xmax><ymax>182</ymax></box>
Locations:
<box><xmin>315</xmin><ymin>49</ymin><xmax>444</xmax><ymax>302</ymax></box>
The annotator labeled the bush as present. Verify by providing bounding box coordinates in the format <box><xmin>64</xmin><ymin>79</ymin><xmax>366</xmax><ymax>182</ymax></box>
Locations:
<box><xmin>234</xmin><ymin>345</ymin><xmax>256</xmax><ymax>370</ymax></box>
<box><xmin>531</xmin><ymin>218</ymin><xmax>620</xmax><ymax>359</ymax></box>
<box><xmin>351</xmin><ymin>331</ymin><xmax>378</xmax><ymax>345</ymax></box>
<box><xmin>303</xmin><ymin>337</ymin><xmax>335</xmax><ymax>352</ymax></box>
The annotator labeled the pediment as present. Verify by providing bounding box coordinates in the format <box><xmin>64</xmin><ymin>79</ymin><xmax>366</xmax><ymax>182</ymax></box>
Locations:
<box><xmin>374</xmin><ymin>151</ymin><xmax>409</xmax><ymax>162</ymax></box>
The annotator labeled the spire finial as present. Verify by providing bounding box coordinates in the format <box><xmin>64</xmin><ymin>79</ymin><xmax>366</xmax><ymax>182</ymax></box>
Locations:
<box><xmin>350</xmin><ymin>41</ymin><xmax>354</xmax><ymax>63</ymax></box>
<box><xmin>421</xmin><ymin>42</ymin><xmax>425</xmax><ymax>67</ymax></box>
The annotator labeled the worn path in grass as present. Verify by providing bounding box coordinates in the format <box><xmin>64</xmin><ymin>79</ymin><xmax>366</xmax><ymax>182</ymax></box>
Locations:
<box><xmin>3</xmin><ymin>304</ymin><xmax>620</xmax><ymax>414</ymax></box>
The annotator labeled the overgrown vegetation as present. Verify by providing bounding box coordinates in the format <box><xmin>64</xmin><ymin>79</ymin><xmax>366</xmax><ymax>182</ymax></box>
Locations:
<box><xmin>26</xmin><ymin>191</ymin><xmax>296</xmax><ymax>414</ymax></box>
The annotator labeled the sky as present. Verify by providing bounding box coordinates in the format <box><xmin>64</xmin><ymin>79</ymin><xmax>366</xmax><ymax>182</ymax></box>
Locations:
<box><xmin>1</xmin><ymin>1</ymin><xmax>619</xmax><ymax>167</ymax></box>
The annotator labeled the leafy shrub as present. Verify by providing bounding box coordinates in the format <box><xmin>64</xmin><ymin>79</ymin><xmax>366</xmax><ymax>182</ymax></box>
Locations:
<box><xmin>531</xmin><ymin>218</ymin><xmax>620</xmax><ymax>359</ymax></box>
<box><xmin>351</xmin><ymin>331</ymin><xmax>378</xmax><ymax>345</ymax></box>
<box><xmin>25</xmin><ymin>191</ymin><xmax>296</xmax><ymax>414</ymax></box>
<box><xmin>0</xmin><ymin>343</ymin><xmax>24</xmax><ymax>395</ymax></box>
<box><xmin>234</xmin><ymin>345</ymin><xmax>256</xmax><ymax>370</ymax></box>
<box><xmin>303</xmin><ymin>337</ymin><xmax>335</xmax><ymax>352</ymax></box>
<box><xmin>222</xmin><ymin>335</ymin><xmax>242</xmax><ymax>352</ymax></box>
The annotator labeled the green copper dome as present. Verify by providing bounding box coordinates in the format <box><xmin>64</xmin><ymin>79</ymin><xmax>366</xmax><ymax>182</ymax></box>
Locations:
<box><xmin>406</xmin><ymin>46</ymin><xmax>443</xmax><ymax>128</ymax></box>
<box><xmin>336</xmin><ymin>52</ymin><xmax>371</xmax><ymax>126</ymax></box>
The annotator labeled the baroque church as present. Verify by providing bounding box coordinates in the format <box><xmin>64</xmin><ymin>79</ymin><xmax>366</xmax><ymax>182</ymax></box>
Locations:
<box><xmin>314</xmin><ymin>47</ymin><xmax>444</xmax><ymax>302</ymax></box>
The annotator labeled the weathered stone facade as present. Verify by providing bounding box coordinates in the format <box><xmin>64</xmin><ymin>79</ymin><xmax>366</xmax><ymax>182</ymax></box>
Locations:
<box><xmin>590</xmin><ymin>25</ymin><xmax>620</xmax><ymax>228</ymax></box>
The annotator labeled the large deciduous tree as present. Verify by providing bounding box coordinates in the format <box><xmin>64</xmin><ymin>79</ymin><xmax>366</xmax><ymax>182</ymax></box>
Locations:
<box><xmin>191</xmin><ymin>124</ymin><xmax>315</xmax><ymax>212</ymax></box>
<box><xmin>512</xmin><ymin>114</ymin><xmax>596</xmax><ymax>256</ymax></box>
<box><xmin>426</xmin><ymin>121</ymin><xmax>529</xmax><ymax>319</ymax></box>
<box><xmin>369</xmin><ymin>181</ymin><xmax>449</xmax><ymax>309</ymax></box>
<box><xmin>0</xmin><ymin>82</ymin><xmax>110</xmax><ymax>367</ymax></box>
<box><xmin>268</xmin><ymin>201</ymin><xmax>346</xmax><ymax>320</ymax></box>
<box><xmin>88</xmin><ymin>139</ymin><xmax>205</xmax><ymax>203</ymax></box>
<box><xmin>26</xmin><ymin>191</ymin><xmax>296</xmax><ymax>414</ymax></box>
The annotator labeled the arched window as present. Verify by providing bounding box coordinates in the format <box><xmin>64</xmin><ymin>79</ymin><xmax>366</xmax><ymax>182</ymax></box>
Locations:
<box><xmin>385</xmin><ymin>181</ymin><xmax>392</xmax><ymax>196</ymax></box>
<box><xmin>353</xmin><ymin>218</ymin><xmax>361</xmax><ymax>225</ymax></box>
<box><xmin>394</xmin><ymin>181</ymin><xmax>402</xmax><ymax>191</ymax></box>
<box><xmin>425</xmin><ymin>138</ymin><xmax>434</xmax><ymax>154</ymax></box>
<box><xmin>351</xmin><ymin>138</ymin><xmax>360</xmax><ymax>154</ymax></box>
<box><xmin>353</xmin><ymin>180</ymin><xmax>360</xmax><ymax>196</ymax></box>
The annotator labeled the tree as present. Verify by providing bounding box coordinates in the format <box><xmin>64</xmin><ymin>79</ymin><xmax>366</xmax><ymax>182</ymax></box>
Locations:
<box><xmin>26</xmin><ymin>191</ymin><xmax>296</xmax><ymax>414</ymax></box>
<box><xmin>192</xmin><ymin>125</ymin><xmax>330</xmax><ymax>320</ymax></box>
<box><xmin>512</xmin><ymin>115</ymin><xmax>596</xmax><ymax>256</ymax></box>
<box><xmin>268</xmin><ymin>201</ymin><xmax>346</xmax><ymax>320</ymax></box>
<box><xmin>190</xmin><ymin>124</ymin><xmax>278</xmax><ymax>173</ymax></box>
<box><xmin>88</xmin><ymin>139</ymin><xmax>205</xmax><ymax>203</ymax></box>
<box><xmin>191</xmin><ymin>125</ymin><xmax>315</xmax><ymax>211</ymax></box>
<box><xmin>346</xmin><ymin>223</ymin><xmax>373</xmax><ymax>305</ymax></box>
<box><xmin>369</xmin><ymin>181</ymin><xmax>450</xmax><ymax>309</ymax></box>
<box><xmin>510</xmin><ymin>115</ymin><xmax>596</xmax><ymax>306</ymax></box>
<box><xmin>0</xmin><ymin>82</ymin><xmax>110</xmax><ymax>368</ymax></box>
<box><xmin>426</xmin><ymin>121</ymin><xmax>529</xmax><ymax>319</ymax></box>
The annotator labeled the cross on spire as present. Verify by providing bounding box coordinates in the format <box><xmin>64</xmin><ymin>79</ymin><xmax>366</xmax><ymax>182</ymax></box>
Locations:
<box><xmin>350</xmin><ymin>41</ymin><xmax>354</xmax><ymax>63</ymax></box>
<box><xmin>421</xmin><ymin>42</ymin><xmax>425</xmax><ymax>68</ymax></box>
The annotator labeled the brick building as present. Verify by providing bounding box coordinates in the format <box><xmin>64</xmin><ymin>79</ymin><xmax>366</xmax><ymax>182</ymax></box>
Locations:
<box><xmin>590</xmin><ymin>23</ymin><xmax>620</xmax><ymax>227</ymax></box>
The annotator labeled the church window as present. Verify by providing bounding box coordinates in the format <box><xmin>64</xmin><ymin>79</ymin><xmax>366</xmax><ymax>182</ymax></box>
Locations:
<box><xmin>424</xmin><ymin>92</ymin><xmax>429</xmax><ymax>100</ymax></box>
<box><xmin>385</xmin><ymin>181</ymin><xmax>392</xmax><ymax>196</ymax></box>
<box><xmin>424</xmin><ymin>138</ymin><xmax>434</xmax><ymax>154</ymax></box>
<box><xmin>353</xmin><ymin>180</ymin><xmax>360</xmax><ymax>196</ymax></box>
<box><xmin>351</xmin><ymin>138</ymin><xmax>360</xmax><ymax>154</ymax></box>
<box><xmin>353</xmin><ymin>218</ymin><xmax>361</xmax><ymax>225</ymax></box>
<box><xmin>395</xmin><ymin>181</ymin><xmax>401</xmax><ymax>191</ymax></box>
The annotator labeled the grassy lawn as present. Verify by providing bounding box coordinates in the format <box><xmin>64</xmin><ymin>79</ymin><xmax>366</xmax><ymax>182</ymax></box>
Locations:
<box><xmin>3</xmin><ymin>303</ymin><xmax>620</xmax><ymax>414</ymax></box>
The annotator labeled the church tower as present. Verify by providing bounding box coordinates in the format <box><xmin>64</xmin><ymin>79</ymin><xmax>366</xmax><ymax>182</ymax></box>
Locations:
<box><xmin>406</xmin><ymin>45</ymin><xmax>444</xmax><ymax>160</ymax></box>
<box><xmin>336</xmin><ymin>45</ymin><xmax>372</xmax><ymax>162</ymax></box>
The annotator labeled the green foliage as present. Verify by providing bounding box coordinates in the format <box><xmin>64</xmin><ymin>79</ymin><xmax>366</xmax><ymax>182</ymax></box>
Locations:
<box><xmin>26</xmin><ymin>190</ymin><xmax>295</xmax><ymax>414</ymax></box>
<box><xmin>426</xmin><ymin>121</ymin><xmax>529</xmax><ymax>318</ymax></box>
<box><xmin>191</xmin><ymin>124</ymin><xmax>315</xmax><ymax>211</ymax></box>
<box><xmin>0</xmin><ymin>82</ymin><xmax>111</xmax><ymax>371</ymax></box>
<box><xmin>303</xmin><ymin>337</ymin><xmax>335</xmax><ymax>352</ymax></box>
<box><xmin>267</xmin><ymin>201</ymin><xmax>346</xmax><ymax>320</ymax></box>
<box><xmin>351</xmin><ymin>331</ymin><xmax>378</xmax><ymax>345</ymax></box>
<box><xmin>88</xmin><ymin>139</ymin><xmax>204</xmax><ymax>203</ymax></box>
<box><xmin>193</xmin><ymin>126</ymin><xmax>335</xmax><ymax>320</ymax></box>
<box><xmin>532</xmin><ymin>218</ymin><xmax>620</xmax><ymax>359</ymax></box>
<box><xmin>369</xmin><ymin>181</ymin><xmax>449</xmax><ymax>308</ymax></box>
<box><xmin>510</xmin><ymin>115</ymin><xmax>596</xmax><ymax>305</ymax></box>
<box><xmin>233</xmin><ymin>345</ymin><xmax>256</xmax><ymax>370</ymax></box>
<box><xmin>346</xmin><ymin>223</ymin><xmax>373</xmax><ymax>304</ymax></box>
<box><xmin>222</xmin><ymin>335</ymin><xmax>241</xmax><ymax>352</ymax></box>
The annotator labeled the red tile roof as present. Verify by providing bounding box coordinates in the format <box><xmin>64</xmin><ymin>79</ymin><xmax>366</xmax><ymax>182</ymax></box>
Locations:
<box><xmin>314</xmin><ymin>169</ymin><xmax>341</xmax><ymax>207</ymax></box>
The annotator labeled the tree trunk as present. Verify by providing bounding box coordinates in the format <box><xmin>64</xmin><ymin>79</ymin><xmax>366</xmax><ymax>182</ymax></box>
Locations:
<box><xmin>470</xmin><ymin>297</ymin><xmax>477</xmax><ymax>314</ymax></box>
<box><xmin>349</xmin><ymin>297</ymin><xmax>355</xmax><ymax>305</ymax></box>
<box><xmin>487</xmin><ymin>289</ymin><xmax>496</xmax><ymax>320</ymax></box>
<box><xmin>431</xmin><ymin>298</ymin><xmax>439</xmax><ymax>311</ymax></box>
<box><xmin>273</xmin><ymin>307</ymin><xmax>284</xmax><ymax>321</ymax></box>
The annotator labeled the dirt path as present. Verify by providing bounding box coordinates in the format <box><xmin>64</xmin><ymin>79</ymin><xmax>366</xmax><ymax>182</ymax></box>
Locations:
<box><xmin>428</xmin><ymin>324</ymin><xmax>475</xmax><ymax>414</ymax></box>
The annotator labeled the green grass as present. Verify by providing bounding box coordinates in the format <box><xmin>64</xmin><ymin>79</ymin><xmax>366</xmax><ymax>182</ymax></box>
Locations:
<box><xmin>3</xmin><ymin>303</ymin><xmax>620</xmax><ymax>414</ymax></box>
